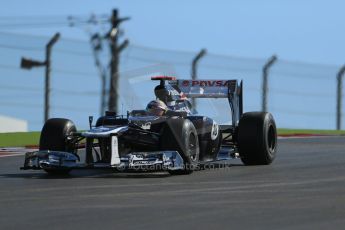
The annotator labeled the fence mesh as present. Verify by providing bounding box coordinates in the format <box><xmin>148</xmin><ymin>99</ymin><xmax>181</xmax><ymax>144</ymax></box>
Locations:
<box><xmin>0</xmin><ymin>31</ymin><xmax>343</xmax><ymax>131</ymax></box>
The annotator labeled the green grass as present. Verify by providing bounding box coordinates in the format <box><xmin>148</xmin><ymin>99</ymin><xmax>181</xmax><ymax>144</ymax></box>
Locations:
<box><xmin>278</xmin><ymin>129</ymin><xmax>345</xmax><ymax>136</ymax></box>
<box><xmin>0</xmin><ymin>132</ymin><xmax>40</xmax><ymax>147</ymax></box>
<box><xmin>0</xmin><ymin>128</ymin><xmax>344</xmax><ymax>147</ymax></box>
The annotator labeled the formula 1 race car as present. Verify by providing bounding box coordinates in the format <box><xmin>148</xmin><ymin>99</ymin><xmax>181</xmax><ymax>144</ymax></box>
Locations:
<box><xmin>21</xmin><ymin>76</ymin><xmax>277</xmax><ymax>175</ymax></box>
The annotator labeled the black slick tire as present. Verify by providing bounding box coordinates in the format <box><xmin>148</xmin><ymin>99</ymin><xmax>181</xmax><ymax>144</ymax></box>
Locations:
<box><xmin>39</xmin><ymin>118</ymin><xmax>77</xmax><ymax>175</ymax></box>
<box><xmin>160</xmin><ymin>118</ymin><xmax>199</xmax><ymax>175</ymax></box>
<box><xmin>237</xmin><ymin>112</ymin><xmax>277</xmax><ymax>165</ymax></box>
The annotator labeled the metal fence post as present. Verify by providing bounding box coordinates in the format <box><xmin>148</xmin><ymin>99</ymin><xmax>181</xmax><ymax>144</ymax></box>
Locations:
<box><xmin>336</xmin><ymin>65</ymin><xmax>345</xmax><ymax>130</ymax></box>
<box><xmin>191</xmin><ymin>49</ymin><xmax>207</xmax><ymax>109</ymax></box>
<box><xmin>20</xmin><ymin>32</ymin><xmax>60</xmax><ymax>123</ymax></box>
<box><xmin>45</xmin><ymin>33</ymin><xmax>60</xmax><ymax>122</ymax></box>
<box><xmin>262</xmin><ymin>55</ymin><xmax>277</xmax><ymax>112</ymax></box>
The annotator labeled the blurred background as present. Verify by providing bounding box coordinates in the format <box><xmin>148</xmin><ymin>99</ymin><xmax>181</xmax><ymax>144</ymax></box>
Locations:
<box><xmin>0</xmin><ymin>0</ymin><xmax>344</xmax><ymax>131</ymax></box>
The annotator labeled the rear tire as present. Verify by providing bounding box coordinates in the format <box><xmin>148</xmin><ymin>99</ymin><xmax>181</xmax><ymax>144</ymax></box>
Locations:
<box><xmin>39</xmin><ymin>118</ymin><xmax>77</xmax><ymax>175</ymax></box>
<box><xmin>160</xmin><ymin>118</ymin><xmax>199</xmax><ymax>175</ymax></box>
<box><xmin>238</xmin><ymin>112</ymin><xmax>277</xmax><ymax>165</ymax></box>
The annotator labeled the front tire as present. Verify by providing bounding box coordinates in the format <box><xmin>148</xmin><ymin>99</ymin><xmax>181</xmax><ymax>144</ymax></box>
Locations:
<box><xmin>237</xmin><ymin>112</ymin><xmax>277</xmax><ymax>165</ymax></box>
<box><xmin>160</xmin><ymin>118</ymin><xmax>200</xmax><ymax>175</ymax></box>
<box><xmin>39</xmin><ymin>118</ymin><xmax>77</xmax><ymax>175</ymax></box>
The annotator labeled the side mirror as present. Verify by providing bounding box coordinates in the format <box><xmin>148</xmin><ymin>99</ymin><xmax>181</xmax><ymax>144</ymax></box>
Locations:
<box><xmin>89</xmin><ymin>116</ymin><xmax>93</xmax><ymax>129</ymax></box>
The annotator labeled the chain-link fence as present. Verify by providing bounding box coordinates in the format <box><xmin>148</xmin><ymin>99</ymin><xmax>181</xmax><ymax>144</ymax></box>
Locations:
<box><xmin>0</xmin><ymin>31</ymin><xmax>343</xmax><ymax>131</ymax></box>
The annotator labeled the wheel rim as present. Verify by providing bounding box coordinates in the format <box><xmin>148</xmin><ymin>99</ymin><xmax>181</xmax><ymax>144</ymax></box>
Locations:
<box><xmin>267</xmin><ymin>124</ymin><xmax>277</xmax><ymax>152</ymax></box>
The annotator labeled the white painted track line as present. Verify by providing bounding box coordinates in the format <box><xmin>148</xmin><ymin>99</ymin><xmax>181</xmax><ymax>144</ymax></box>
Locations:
<box><xmin>0</xmin><ymin>153</ymin><xmax>25</xmax><ymax>158</ymax></box>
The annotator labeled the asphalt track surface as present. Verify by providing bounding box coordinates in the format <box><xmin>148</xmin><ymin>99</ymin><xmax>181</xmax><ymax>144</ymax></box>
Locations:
<box><xmin>0</xmin><ymin>136</ymin><xmax>345</xmax><ymax>230</ymax></box>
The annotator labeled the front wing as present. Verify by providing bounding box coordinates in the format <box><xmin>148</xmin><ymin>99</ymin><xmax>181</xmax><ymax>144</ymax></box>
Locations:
<box><xmin>20</xmin><ymin>150</ymin><xmax>185</xmax><ymax>172</ymax></box>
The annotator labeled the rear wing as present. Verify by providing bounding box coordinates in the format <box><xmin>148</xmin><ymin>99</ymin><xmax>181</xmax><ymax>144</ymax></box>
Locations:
<box><xmin>169</xmin><ymin>79</ymin><xmax>238</xmax><ymax>98</ymax></box>
<box><xmin>169</xmin><ymin>79</ymin><xmax>243</xmax><ymax>128</ymax></box>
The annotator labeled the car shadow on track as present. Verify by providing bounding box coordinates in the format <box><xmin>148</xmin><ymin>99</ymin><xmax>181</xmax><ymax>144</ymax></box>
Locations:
<box><xmin>0</xmin><ymin>170</ymin><xmax>172</xmax><ymax>179</ymax></box>
<box><xmin>0</xmin><ymin>162</ymin><xmax>243</xmax><ymax>179</ymax></box>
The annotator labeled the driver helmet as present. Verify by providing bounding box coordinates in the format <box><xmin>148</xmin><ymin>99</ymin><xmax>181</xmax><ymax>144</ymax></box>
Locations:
<box><xmin>146</xmin><ymin>99</ymin><xmax>168</xmax><ymax>116</ymax></box>
<box><xmin>154</xmin><ymin>84</ymin><xmax>181</xmax><ymax>106</ymax></box>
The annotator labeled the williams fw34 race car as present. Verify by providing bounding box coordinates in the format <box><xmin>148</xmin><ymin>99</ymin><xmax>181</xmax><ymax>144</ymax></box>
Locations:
<box><xmin>21</xmin><ymin>76</ymin><xmax>277</xmax><ymax>175</ymax></box>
